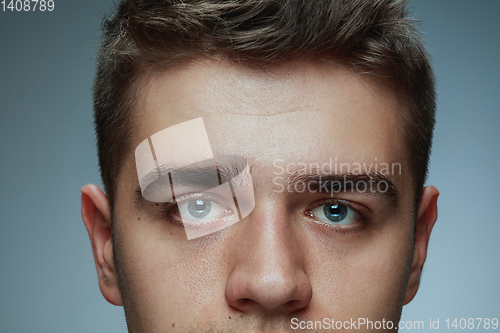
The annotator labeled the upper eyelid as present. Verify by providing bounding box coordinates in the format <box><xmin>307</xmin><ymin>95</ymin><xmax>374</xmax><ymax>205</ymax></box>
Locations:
<box><xmin>175</xmin><ymin>192</ymin><xmax>211</xmax><ymax>202</ymax></box>
<box><xmin>309</xmin><ymin>198</ymin><xmax>355</xmax><ymax>210</ymax></box>
<box><xmin>174</xmin><ymin>192</ymin><xmax>228</xmax><ymax>207</ymax></box>
<box><xmin>313</xmin><ymin>198</ymin><xmax>370</xmax><ymax>215</ymax></box>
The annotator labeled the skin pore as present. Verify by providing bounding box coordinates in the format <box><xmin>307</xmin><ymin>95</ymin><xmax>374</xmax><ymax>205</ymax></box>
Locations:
<box><xmin>81</xmin><ymin>59</ymin><xmax>438</xmax><ymax>332</ymax></box>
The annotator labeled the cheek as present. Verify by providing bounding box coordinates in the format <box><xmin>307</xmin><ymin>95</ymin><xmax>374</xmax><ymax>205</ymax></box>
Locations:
<box><xmin>353</xmin><ymin>245</ymin><xmax>411</xmax><ymax>313</ymax></box>
<box><xmin>307</xmin><ymin>222</ymin><xmax>413</xmax><ymax>320</ymax></box>
<box><xmin>114</xmin><ymin>221</ymin><xmax>229</xmax><ymax>321</ymax></box>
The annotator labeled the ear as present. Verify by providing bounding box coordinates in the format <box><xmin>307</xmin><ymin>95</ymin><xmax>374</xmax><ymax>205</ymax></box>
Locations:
<box><xmin>81</xmin><ymin>184</ymin><xmax>122</xmax><ymax>306</ymax></box>
<box><xmin>404</xmin><ymin>185</ymin><xmax>439</xmax><ymax>305</ymax></box>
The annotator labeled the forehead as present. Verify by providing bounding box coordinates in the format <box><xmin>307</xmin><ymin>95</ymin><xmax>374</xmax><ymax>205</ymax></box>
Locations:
<box><xmin>131</xmin><ymin>60</ymin><xmax>406</xmax><ymax>168</ymax></box>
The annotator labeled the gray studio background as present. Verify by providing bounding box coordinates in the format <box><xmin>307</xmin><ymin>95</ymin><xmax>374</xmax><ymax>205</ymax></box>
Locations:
<box><xmin>1</xmin><ymin>1</ymin><xmax>499</xmax><ymax>332</ymax></box>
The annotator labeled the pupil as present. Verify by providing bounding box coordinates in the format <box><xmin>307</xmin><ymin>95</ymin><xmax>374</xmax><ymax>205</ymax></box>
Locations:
<box><xmin>323</xmin><ymin>204</ymin><xmax>347</xmax><ymax>223</ymax></box>
<box><xmin>187</xmin><ymin>199</ymin><xmax>212</xmax><ymax>219</ymax></box>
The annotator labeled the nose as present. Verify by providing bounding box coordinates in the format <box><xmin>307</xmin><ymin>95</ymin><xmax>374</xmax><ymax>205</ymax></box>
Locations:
<box><xmin>225</xmin><ymin>209</ymin><xmax>312</xmax><ymax>314</ymax></box>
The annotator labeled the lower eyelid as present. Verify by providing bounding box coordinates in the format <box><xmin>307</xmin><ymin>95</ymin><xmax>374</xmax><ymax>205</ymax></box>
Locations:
<box><xmin>174</xmin><ymin>200</ymin><xmax>234</xmax><ymax>221</ymax></box>
<box><xmin>305</xmin><ymin>212</ymin><xmax>367</xmax><ymax>236</ymax></box>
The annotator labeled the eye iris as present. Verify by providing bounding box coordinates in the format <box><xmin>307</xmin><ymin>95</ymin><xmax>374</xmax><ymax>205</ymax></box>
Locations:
<box><xmin>187</xmin><ymin>199</ymin><xmax>212</xmax><ymax>218</ymax></box>
<box><xmin>323</xmin><ymin>204</ymin><xmax>347</xmax><ymax>223</ymax></box>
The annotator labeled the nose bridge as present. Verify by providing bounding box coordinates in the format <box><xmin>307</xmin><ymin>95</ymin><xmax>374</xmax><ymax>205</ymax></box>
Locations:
<box><xmin>247</xmin><ymin>207</ymin><xmax>296</xmax><ymax>282</ymax></box>
<box><xmin>225</xmin><ymin>204</ymin><xmax>312</xmax><ymax>313</ymax></box>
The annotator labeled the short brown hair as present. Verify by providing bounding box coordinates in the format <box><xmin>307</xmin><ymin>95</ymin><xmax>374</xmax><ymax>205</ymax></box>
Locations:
<box><xmin>93</xmin><ymin>0</ymin><xmax>436</xmax><ymax>209</ymax></box>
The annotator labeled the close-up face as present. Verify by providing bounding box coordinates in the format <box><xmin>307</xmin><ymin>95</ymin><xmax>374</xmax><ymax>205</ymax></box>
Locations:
<box><xmin>12</xmin><ymin>1</ymin><xmax>500</xmax><ymax>332</ymax></box>
<box><xmin>101</xmin><ymin>59</ymin><xmax>424</xmax><ymax>332</ymax></box>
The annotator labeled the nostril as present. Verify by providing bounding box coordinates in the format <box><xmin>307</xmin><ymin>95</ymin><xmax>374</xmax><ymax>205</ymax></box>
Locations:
<box><xmin>286</xmin><ymin>299</ymin><xmax>309</xmax><ymax>313</ymax></box>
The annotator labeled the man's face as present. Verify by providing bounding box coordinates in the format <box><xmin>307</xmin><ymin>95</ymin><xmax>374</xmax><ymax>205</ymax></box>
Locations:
<box><xmin>112</xmin><ymin>60</ymin><xmax>417</xmax><ymax>332</ymax></box>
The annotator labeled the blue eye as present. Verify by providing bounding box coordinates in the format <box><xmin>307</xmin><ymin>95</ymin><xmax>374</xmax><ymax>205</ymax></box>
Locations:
<box><xmin>323</xmin><ymin>204</ymin><xmax>347</xmax><ymax>222</ymax></box>
<box><xmin>310</xmin><ymin>202</ymin><xmax>359</xmax><ymax>226</ymax></box>
<box><xmin>176</xmin><ymin>196</ymin><xmax>232</xmax><ymax>222</ymax></box>
<box><xmin>187</xmin><ymin>199</ymin><xmax>212</xmax><ymax>219</ymax></box>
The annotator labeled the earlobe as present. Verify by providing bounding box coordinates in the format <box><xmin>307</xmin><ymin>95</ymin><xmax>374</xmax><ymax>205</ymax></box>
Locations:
<box><xmin>404</xmin><ymin>185</ymin><xmax>439</xmax><ymax>305</ymax></box>
<box><xmin>81</xmin><ymin>184</ymin><xmax>123</xmax><ymax>306</ymax></box>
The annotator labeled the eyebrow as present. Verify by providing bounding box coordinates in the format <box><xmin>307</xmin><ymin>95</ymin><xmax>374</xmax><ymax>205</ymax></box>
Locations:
<box><xmin>135</xmin><ymin>157</ymin><xmax>249</xmax><ymax>203</ymax></box>
<box><xmin>135</xmin><ymin>161</ymin><xmax>400</xmax><ymax>207</ymax></box>
<box><xmin>285</xmin><ymin>171</ymin><xmax>400</xmax><ymax>206</ymax></box>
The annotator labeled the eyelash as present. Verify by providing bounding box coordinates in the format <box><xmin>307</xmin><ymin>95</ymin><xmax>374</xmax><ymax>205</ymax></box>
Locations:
<box><xmin>304</xmin><ymin>199</ymin><xmax>370</xmax><ymax>236</ymax></box>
